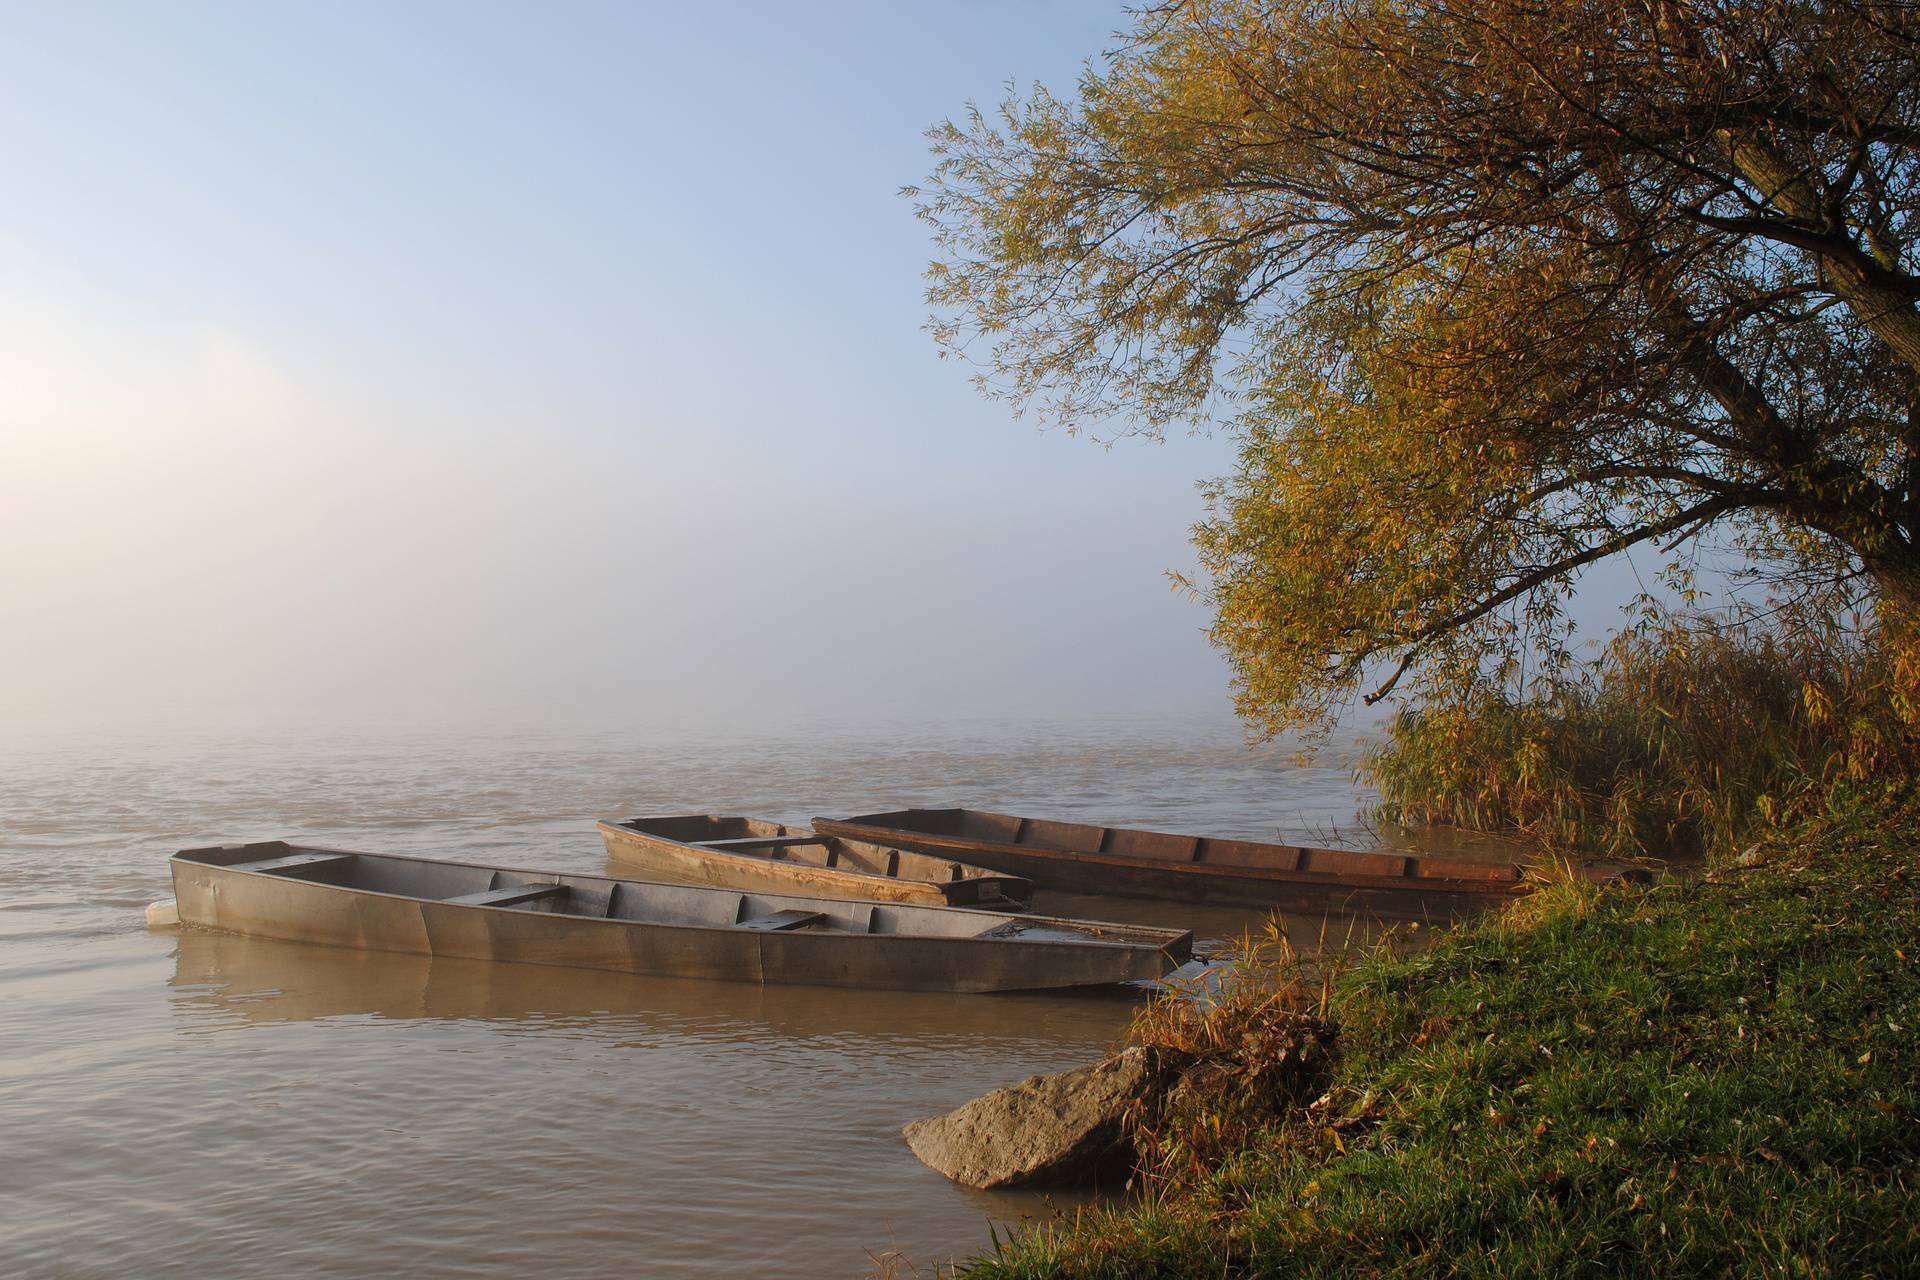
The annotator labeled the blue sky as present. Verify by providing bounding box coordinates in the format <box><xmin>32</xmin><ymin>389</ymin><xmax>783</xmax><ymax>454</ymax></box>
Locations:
<box><xmin>1</xmin><ymin>2</ymin><xmax>1266</xmax><ymax>732</ymax></box>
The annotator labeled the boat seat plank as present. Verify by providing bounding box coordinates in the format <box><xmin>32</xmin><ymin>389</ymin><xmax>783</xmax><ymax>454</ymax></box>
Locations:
<box><xmin>694</xmin><ymin>836</ymin><xmax>824</xmax><ymax>850</ymax></box>
<box><xmin>228</xmin><ymin>852</ymin><xmax>355</xmax><ymax>877</ymax></box>
<box><xmin>738</xmin><ymin>908</ymin><xmax>826</xmax><ymax>932</ymax></box>
<box><xmin>443</xmin><ymin>884</ymin><xmax>567</xmax><ymax>908</ymax></box>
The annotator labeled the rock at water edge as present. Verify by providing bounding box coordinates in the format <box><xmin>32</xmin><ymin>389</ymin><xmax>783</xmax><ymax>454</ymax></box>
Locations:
<box><xmin>902</xmin><ymin>1047</ymin><xmax>1158</xmax><ymax>1189</ymax></box>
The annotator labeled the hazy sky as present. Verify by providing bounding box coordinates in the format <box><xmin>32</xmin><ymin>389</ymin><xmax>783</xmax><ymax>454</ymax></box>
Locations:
<box><xmin>0</xmin><ymin>1</ymin><xmax>1269</xmax><ymax>733</ymax></box>
<box><xmin>3</xmin><ymin>3</ymin><xmax>1661</xmax><ymax>737</ymax></box>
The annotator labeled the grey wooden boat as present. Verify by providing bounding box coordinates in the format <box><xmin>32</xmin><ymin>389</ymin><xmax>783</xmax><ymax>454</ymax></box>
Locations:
<box><xmin>812</xmin><ymin>807</ymin><xmax>1539</xmax><ymax>920</ymax></box>
<box><xmin>167</xmin><ymin>841</ymin><xmax>1190</xmax><ymax>993</ymax></box>
<box><xmin>598</xmin><ymin>815</ymin><xmax>1032</xmax><ymax>907</ymax></box>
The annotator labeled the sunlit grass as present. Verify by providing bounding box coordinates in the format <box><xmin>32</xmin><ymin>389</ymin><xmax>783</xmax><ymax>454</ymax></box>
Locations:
<box><xmin>959</xmin><ymin>800</ymin><xmax>1920</xmax><ymax>1278</ymax></box>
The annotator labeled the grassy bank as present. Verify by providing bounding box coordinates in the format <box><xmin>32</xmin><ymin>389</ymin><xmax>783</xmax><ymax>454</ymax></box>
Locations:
<box><xmin>960</xmin><ymin>803</ymin><xmax>1920</xmax><ymax>1278</ymax></box>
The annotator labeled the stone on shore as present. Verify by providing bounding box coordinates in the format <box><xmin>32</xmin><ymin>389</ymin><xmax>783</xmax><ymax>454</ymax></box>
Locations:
<box><xmin>902</xmin><ymin>1046</ymin><xmax>1162</xmax><ymax>1189</ymax></box>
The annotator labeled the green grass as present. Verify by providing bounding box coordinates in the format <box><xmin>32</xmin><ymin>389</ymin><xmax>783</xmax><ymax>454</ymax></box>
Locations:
<box><xmin>958</xmin><ymin>803</ymin><xmax>1920</xmax><ymax>1279</ymax></box>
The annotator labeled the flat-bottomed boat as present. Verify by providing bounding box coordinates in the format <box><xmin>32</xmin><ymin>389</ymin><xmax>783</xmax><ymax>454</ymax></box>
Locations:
<box><xmin>168</xmin><ymin>841</ymin><xmax>1188</xmax><ymax>993</ymax></box>
<box><xmin>598</xmin><ymin>815</ymin><xmax>1031</xmax><ymax>906</ymax></box>
<box><xmin>812</xmin><ymin>807</ymin><xmax>1540</xmax><ymax>919</ymax></box>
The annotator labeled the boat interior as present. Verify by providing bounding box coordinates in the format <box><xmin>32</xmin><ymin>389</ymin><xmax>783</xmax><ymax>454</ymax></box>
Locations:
<box><xmin>608</xmin><ymin>815</ymin><xmax>1021</xmax><ymax>886</ymax></box>
<box><xmin>173</xmin><ymin>843</ymin><xmax>1168</xmax><ymax>946</ymax></box>
<box><xmin>831</xmin><ymin>808</ymin><xmax>1522</xmax><ymax>884</ymax></box>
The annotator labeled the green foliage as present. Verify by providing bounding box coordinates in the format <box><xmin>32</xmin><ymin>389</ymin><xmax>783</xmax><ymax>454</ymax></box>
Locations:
<box><xmin>1365</xmin><ymin>611</ymin><xmax>1920</xmax><ymax>859</ymax></box>
<box><xmin>959</xmin><ymin>802</ymin><xmax>1920</xmax><ymax>1278</ymax></box>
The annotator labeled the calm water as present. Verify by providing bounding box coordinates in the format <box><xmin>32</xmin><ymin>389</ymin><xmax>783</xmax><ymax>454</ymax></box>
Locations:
<box><xmin>1</xmin><ymin>716</ymin><xmax>1411</xmax><ymax>1277</ymax></box>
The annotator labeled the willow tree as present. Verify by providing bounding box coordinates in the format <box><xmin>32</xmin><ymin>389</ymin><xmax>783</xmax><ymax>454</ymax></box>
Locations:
<box><xmin>914</xmin><ymin>0</ymin><xmax>1920</xmax><ymax>734</ymax></box>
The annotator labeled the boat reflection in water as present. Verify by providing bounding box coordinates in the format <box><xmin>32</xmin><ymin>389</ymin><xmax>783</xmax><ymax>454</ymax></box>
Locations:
<box><xmin>166</xmin><ymin>925</ymin><xmax>1139</xmax><ymax>1041</ymax></box>
<box><xmin>153</xmin><ymin>877</ymin><xmax>1402</xmax><ymax>1278</ymax></box>
<box><xmin>158</xmin><ymin>927</ymin><xmax>1130</xmax><ymax>1276</ymax></box>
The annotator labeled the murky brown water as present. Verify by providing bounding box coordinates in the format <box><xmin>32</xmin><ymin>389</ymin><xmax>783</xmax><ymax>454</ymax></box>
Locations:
<box><xmin>0</xmin><ymin>716</ymin><xmax>1466</xmax><ymax>1277</ymax></box>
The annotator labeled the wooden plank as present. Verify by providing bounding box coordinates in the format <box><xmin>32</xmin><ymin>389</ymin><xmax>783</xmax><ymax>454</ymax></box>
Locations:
<box><xmin>968</xmin><ymin>811</ymin><xmax>1024</xmax><ymax>841</ymax></box>
<box><xmin>443</xmin><ymin>884</ymin><xmax>567</xmax><ymax>908</ymax></box>
<box><xmin>693</xmin><ymin>836</ymin><xmax>823</xmax><ymax>850</ymax></box>
<box><xmin>1197</xmin><ymin>837</ymin><xmax>1301</xmax><ymax>871</ymax></box>
<box><xmin>1019</xmin><ymin>817</ymin><xmax>1106</xmax><ymax>850</ymax></box>
<box><xmin>1298</xmin><ymin>848</ymin><xmax>1412</xmax><ymax>878</ymax></box>
<box><xmin>1104</xmin><ymin>828</ymin><xmax>1200</xmax><ymax>863</ymax></box>
<box><xmin>1410</xmin><ymin>856</ymin><xmax>1522</xmax><ymax>882</ymax></box>
<box><xmin>737</xmin><ymin>908</ymin><xmax>825</xmax><ymax>932</ymax></box>
<box><xmin>228</xmin><ymin>852</ymin><xmax>354</xmax><ymax>877</ymax></box>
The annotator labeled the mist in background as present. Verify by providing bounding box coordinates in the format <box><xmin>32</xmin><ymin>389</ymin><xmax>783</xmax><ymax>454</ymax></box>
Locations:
<box><xmin>0</xmin><ymin>2</ymin><xmax>1656</xmax><ymax>738</ymax></box>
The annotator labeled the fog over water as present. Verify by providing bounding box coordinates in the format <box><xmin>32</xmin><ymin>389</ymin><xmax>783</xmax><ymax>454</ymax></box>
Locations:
<box><xmin>0</xmin><ymin>4</ymin><xmax>1674</xmax><ymax>739</ymax></box>
<box><xmin>0</xmin><ymin>1</ymin><xmax>1253</xmax><ymax>738</ymax></box>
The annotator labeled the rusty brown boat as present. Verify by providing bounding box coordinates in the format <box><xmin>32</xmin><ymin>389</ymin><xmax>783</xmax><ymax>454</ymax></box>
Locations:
<box><xmin>598</xmin><ymin>815</ymin><xmax>1031</xmax><ymax>907</ymax></box>
<box><xmin>167</xmin><ymin>841</ymin><xmax>1187</xmax><ymax>993</ymax></box>
<box><xmin>811</xmin><ymin>807</ymin><xmax>1537</xmax><ymax>919</ymax></box>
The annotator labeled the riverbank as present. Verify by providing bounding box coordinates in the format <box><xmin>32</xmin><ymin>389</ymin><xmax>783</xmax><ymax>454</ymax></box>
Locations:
<box><xmin>960</xmin><ymin>798</ymin><xmax>1920</xmax><ymax>1277</ymax></box>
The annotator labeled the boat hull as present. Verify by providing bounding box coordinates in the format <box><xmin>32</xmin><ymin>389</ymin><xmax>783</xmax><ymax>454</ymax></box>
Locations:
<box><xmin>168</xmin><ymin>844</ymin><xmax>1184</xmax><ymax>994</ymax></box>
<box><xmin>598</xmin><ymin>818</ymin><xmax>1030</xmax><ymax>907</ymax></box>
<box><xmin>812</xmin><ymin>809</ymin><xmax>1528</xmax><ymax>921</ymax></box>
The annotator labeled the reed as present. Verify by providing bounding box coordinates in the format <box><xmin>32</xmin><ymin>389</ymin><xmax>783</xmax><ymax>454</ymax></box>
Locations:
<box><xmin>1364</xmin><ymin>610</ymin><xmax>1919</xmax><ymax>860</ymax></box>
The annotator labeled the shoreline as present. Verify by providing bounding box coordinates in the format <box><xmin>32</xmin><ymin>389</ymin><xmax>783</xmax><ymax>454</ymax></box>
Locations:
<box><xmin>949</xmin><ymin>801</ymin><xmax>1920</xmax><ymax>1276</ymax></box>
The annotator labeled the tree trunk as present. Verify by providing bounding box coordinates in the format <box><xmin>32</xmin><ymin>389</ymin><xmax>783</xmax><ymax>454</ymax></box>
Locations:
<box><xmin>1723</xmin><ymin>134</ymin><xmax>1920</xmax><ymax>377</ymax></box>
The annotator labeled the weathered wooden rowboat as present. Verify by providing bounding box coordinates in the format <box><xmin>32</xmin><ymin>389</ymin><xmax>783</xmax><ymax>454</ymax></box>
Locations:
<box><xmin>598</xmin><ymin>815</ymin><xmax>1032</xmax><ymax>907</ymax></box>
<box><xmin>811</xmin><ymin>807</ymin><xmax>1549</xmax><ymax>919</ymax></box>
<box><xmin>168</xmin><ymin>841</ymin><xmax>1190</xmax><ymax>993</ymax></box>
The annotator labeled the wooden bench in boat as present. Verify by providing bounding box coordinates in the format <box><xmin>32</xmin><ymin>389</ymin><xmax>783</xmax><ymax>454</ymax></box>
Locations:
<box><xmin>443</xmin><ymin>884</ymin><xmax>568</xmax><ymax>908</ymax></box>
<box><xmin>228</xmin><ymin>851</ymin><xmax>356</xmax><ymax>877</ymax></box>
<box><xmin>693</xmin><ymin>836</ymin><xmax>824</xmax><ymax>850</ymax></box>
<box><xmin>737</xmin><ymin>907</ymin><xmax>827</xmax><ymax>931</ymax></box>
<box><xmin>740</xmin><ymin>910</ymin><xmax>825</xmax><ymax>931</ymax></box>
